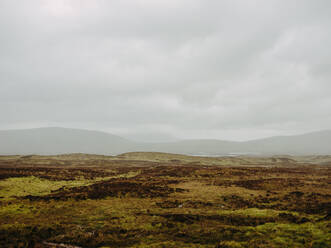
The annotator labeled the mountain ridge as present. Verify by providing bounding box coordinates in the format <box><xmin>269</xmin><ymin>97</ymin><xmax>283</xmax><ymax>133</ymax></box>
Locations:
<box><xmin>0</xmin><ymin>127</ymin><xmax>330</xmax><ymax>156</ymax></box>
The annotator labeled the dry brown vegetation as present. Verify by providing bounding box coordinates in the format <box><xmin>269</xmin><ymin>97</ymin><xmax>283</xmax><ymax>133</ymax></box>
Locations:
<box><xmin>0</xmin><ymin>153</ymin><xmax>330</xmax><ymax>247</ymax></box>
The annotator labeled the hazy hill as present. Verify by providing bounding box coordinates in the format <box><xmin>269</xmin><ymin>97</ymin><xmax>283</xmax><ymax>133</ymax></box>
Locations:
<box><xmin>0</xmin><ymin>127</ymin><xmax>330</xmax><ymax>155</ymax></box>
<box><xmin>240</xmin><ymin>130</ymin><xmax>331</xmax><ymax>155</ymax></box>
<box><xmin>138</xmin><ymin>139</ymin><xmax>242</xmax><ymax>156</ymax></box>
<box><xmin>0</xmin><ymin>127</ymin><xmax>135</xmax><ymax>155</ymax></box>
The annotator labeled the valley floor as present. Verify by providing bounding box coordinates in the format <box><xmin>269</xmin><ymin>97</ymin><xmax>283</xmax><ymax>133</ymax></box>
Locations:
<box><xmin>0</xmin><ymin>153</ymin><xmax>330</xmax><ymax>247</ymax></box>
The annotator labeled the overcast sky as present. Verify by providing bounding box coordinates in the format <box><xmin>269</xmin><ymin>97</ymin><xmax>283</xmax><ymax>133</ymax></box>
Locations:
<box><xmin>0</xmin><ymin>0</ymin><xmax>330</xmax><ymax>142</ymax></box>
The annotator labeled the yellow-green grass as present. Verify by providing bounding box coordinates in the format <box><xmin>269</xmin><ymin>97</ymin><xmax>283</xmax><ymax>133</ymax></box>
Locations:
<box><xmin>116</xmin><ymin>152</ymin><xmax>301</xmax><ymax>167</ymax></box>
<box><xmin>0</xmin><ymin>170</ymin><xmax>140</xmax><ymax>200</ymax></box>
<box><xmin>0</xmin><ymin>195</ymin><xmax>330</xmax><ymax>247</ymax></box>
<box><xmin>0</xmin><ymin>160</ymin><xmax>330</xmax><ymax>247</ymax></box>
<box><xmin>0</xmin><ymin>176</ymin><xmax>96</xmax><ymax>199</ymax></box>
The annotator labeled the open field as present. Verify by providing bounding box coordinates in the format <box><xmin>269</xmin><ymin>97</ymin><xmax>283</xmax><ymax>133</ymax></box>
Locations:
<box><xmin>0</xmin><ymin>153</ymin><xmax>330</xmax><ymax>247</ymax></box>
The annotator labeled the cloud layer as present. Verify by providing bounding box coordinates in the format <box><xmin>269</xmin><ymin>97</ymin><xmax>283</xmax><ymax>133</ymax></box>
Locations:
<box><xmin>1</xmin><ymin>0</ymin><xmax>330</xmax><ymax>141</ymax></box>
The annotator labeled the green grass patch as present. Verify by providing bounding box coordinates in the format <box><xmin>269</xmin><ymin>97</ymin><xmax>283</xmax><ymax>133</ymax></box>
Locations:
<box><xmin>252</xmin><ymin>222</ymin><xmax>331</xmax><ymax>248</ymax></box>
<box><xmin>0</xmin><ymin>176</ymin><xmax>95</xmax><ymax>199</ymax></box>
<box><xmin>0</xmin><ymin>170</ymin><xmax>141</xmax><ymax>200</ymax></box>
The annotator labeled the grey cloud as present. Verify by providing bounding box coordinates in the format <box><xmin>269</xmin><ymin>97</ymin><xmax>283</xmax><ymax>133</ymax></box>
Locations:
<box><xmin>0</xmin><ymin>0</ymin><xmax>330</xmax><ymax>141</ymax></box>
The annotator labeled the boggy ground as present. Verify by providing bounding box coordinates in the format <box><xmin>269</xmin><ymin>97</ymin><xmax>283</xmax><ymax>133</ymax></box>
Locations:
<box><xmin>0</xmin><ymin>153</ymin><xmax>330</xmax><ymax>247</ymax></box>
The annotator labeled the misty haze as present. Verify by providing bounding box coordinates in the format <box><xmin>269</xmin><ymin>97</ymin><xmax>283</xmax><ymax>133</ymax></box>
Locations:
<box><xmin>0</xmin><ymin>1</ymin><xmax>330</xmax><ymax>248</ymax></box>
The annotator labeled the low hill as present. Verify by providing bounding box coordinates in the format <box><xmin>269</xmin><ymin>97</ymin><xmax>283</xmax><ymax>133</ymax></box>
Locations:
<box><xmin>0</xmin><ymin>127</ymin><xmax>135</xmax><ymax>155</ymax></box>
<box><xmin>0</xmin><ymin>127</ymin><xmax>330</xmax><ymax>156</ymax></box>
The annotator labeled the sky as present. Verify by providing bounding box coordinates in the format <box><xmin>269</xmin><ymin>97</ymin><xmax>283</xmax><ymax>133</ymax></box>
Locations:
<box><xmin>0</xmin><ymin>0</ymin><xmax>330</xmax><ymax>142</ymax></box>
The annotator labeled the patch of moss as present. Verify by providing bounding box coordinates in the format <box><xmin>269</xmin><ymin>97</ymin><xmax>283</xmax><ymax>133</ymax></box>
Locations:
<box><xmin>252</xmin><ymin>222</ymin><xmax>331</xmax><ymax>248</ymax></box>
<box><xmin>0</xmin><ymin>176</ymin><xmax>96</xmax><ymax>199</ymax></box>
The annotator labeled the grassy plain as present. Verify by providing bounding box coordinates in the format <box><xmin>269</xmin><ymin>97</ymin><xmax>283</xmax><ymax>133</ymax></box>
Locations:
<box><xmin>0</xmin><ymin>152</ymin><xmax>330</xmax><ymax>247</ymax></box>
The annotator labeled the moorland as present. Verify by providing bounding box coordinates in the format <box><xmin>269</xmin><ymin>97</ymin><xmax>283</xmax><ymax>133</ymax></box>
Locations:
<box><xmin>0</xmin><ymin>152</ymin><xmax>330</xmax><ymax>247</ymax></box>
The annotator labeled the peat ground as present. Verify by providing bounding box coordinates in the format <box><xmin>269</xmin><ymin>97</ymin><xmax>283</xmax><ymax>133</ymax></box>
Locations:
<box><xmin>0</xmin><ymin>153</ymin><xmax>330</xmax><ymax>247</ymax></box>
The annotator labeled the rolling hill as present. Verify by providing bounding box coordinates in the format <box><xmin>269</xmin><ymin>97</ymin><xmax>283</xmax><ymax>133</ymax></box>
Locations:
<box><xmin>0</xmin><ymin>127</ymin><xmax>330</xmax><ymax>155</ymax></box>
<box><xmin>0</xmin><ymin>127</ymin><xmax>135</xmax><ymax>155</ymax></box>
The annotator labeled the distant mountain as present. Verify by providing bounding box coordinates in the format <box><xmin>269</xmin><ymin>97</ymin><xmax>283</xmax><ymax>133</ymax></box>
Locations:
<box><xmin>0</xmin><ymin>127</ymin><xmax>330</xmax><ymax>155</ymax></box>
<box><xmin>0</xmin><ymin>127</ymin><xmax>135</xmax><ymax>155</ymax></box>
<box><xmin>240</xmin><ymin>130</ymin><xmax>331</xmax><ymax>155</ymax></box>
<box><xmin>139</xmin><ymin>130</ymin><xmax>331</xmax><ymax>156</ymax></box>
<box><xmin>138</xmin><ymin>139</ymin><xmax>242</xmax><ymax>156</ymax></box>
